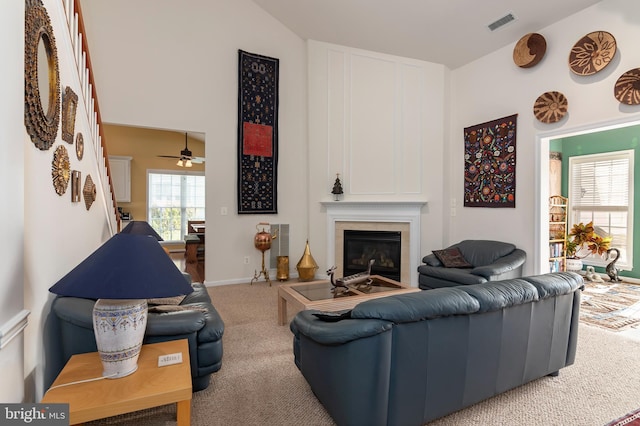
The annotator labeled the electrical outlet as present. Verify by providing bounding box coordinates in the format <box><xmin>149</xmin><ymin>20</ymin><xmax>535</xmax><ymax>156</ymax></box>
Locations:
<box><xmin>244</xmin><ymin>256</ymin><xmax>250</xmax><ymax>264</ymax></box>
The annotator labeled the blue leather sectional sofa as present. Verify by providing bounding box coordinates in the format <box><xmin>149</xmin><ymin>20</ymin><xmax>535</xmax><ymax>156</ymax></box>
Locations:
<box><xmin>291</xmin><ymin>272</ymin><xmax>583</xmax><ymax>426</ymax></box>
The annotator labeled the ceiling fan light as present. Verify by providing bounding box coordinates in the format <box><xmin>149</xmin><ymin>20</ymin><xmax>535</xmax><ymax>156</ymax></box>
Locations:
<box><xmin>185</xmin><ymin>159</ymin><xmax>193</xmax><ymax>168</ymax></box>
<box><xmin>176</xmin><ymin>159</ymin><xmax>184</xmax><ymax>167</ymax></box>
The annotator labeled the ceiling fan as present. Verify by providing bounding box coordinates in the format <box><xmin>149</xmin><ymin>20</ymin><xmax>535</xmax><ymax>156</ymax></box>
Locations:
<box><xmin>157</xmin><ymin>132</ymin><xmax>205</xmax><ymax>167</ymax></box>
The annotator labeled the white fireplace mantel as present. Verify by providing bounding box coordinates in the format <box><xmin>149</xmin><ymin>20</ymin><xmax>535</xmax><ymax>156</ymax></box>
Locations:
<box><xmin>321</xmin><ymin>200</ymin><xmax>427</xmax><ymax>286</ymax></box>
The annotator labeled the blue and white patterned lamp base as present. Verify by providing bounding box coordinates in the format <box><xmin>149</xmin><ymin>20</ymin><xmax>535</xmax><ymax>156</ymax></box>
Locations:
<box><xmin>93</xmin><ymin>299</ymin><xmax>148</xmax><ymax>378</ymax></box>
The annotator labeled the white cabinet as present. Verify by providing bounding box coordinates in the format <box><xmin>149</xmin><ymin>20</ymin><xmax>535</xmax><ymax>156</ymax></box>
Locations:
<box><xmin>109</xmin><ymin>156</ymin><xmax>132</xmax><ymax>202</ymax></box>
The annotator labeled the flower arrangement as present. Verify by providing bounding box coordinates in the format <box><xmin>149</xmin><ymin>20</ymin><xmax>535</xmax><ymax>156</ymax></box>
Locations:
<box><xmin>565</xmin><ymin>221</ymin><xmax>611</xmax><ymax>259</ymax></box>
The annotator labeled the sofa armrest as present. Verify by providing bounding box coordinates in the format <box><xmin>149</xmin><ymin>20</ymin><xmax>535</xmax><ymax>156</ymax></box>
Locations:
<box><xmin>145</xmin><ymin>310</ymin><xmax>207</xmax><ymax>335</ymax></box>
<box><xmin>421</xmin><ymin>253</ymin><xmax>442</xmax><ymax>266</ymax></box>
<box><xmin>417</xmin><ymin>265</ymin><xmax>488</xmax><ymax>285</ymax></box>
<box><xmin>290</xmin><ymin>310</ymin><xmax>392</xmax><ymax>345</ymax></box>
<box><xmin>52</xmin><ymin>296</ymin><xmax>95</xmax><ymax>329</ymax></box>
<box><xmin>471</xmin><ymin>249</ymin><xmax>526</xmax><ymax>279</ymax></box>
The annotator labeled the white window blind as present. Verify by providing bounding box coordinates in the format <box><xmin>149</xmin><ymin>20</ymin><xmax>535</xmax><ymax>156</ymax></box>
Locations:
<box><xmin>568</xmin><ymin>150</ymin><xmax>633</xmax><ymax>268</ymax></box>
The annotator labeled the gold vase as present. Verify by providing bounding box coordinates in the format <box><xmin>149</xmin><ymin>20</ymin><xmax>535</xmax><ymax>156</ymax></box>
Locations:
<box><xmin>277</xmin><ymin>256</ymin><xmax>289</xmax><ymax>281</ymax></box>
<box><xmin>296</xmin><ymin>240</ymin><xmax>318</xmax><ymax>281</ymax></box>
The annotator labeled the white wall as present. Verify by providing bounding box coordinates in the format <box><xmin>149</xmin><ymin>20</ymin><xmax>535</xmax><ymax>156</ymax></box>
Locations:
<box><xmin>307</xmin><ymin>41</ymin><xmax>448</xmax><ymax>274</ymax></box>
<box><xmin>0</xmin><ymin>0</ymin><xmax>26</xmax><ymax>404</ymax></box>
<box><xmin>21</xmin><ymin>0</ymin><xmax>113</xmax><ymax>401</ymax></box>
<box><xmin>449</xmin><ymin>0</ymin><xmax>640</xmax><ymax>276</ymax></box>
<box><xmin>79</xmin><ymin>0</ymin><xmax>308</xmax><ymax>283</ymax></box>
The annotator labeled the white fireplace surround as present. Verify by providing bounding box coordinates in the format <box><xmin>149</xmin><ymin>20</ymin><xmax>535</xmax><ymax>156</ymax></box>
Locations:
<box><xmin>322</xmin><ymin>201</ymin><xmax>426</xmax><ymax>286</ymax></box>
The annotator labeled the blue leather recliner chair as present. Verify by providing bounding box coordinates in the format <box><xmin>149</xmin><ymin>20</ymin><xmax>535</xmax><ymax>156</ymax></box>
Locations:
<box><xmin>51</xmin><ymin>276</ymin><xmax>224</xmax><ymax>392</ymax></box>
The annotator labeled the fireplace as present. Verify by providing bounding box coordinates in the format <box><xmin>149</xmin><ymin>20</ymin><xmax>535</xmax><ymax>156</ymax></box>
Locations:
<box><xmin>323</xmin><ymin>201</ymin><xmax>426</xmax><ymax>285</ymax></box>
<box><xmin>343</xmin><ymin>230</ymin><xmax>401</xmax><ymax>281</ymax></box>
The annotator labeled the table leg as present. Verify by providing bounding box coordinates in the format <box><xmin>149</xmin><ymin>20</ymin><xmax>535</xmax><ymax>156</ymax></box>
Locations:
<box><xmin>176</xmin><ymin>399</ymin><xmax>191</xmax><ymax>426</ymax></box>
<box><xmin>278</xmin><ymin>295</ymin><xmax>287</xmax><ymax>326</ymax></box>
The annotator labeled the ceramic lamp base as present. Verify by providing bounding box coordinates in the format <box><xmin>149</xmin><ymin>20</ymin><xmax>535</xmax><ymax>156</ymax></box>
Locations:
<box><xmin>93</xmin><ymin>299</ymin><xmax>148</xmax><ymax>378</ymax></box>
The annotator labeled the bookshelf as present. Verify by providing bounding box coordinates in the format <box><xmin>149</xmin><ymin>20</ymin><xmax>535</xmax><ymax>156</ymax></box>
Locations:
<box><xmin>549</xmin><ymin>195</ymin><xmax>568</xmax><ymax>272</ymax></box>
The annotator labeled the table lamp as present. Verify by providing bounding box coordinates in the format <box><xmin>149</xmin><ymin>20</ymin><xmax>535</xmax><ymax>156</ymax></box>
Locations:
<box><xmin>49</xmin><ymin>233</ymin><xmax>193</xmax><ymax>378</ymax></box>
<box><xmin>120</xmin><ymin>220</ymin><xmax>164</xmax><ymax>241</ymax></box>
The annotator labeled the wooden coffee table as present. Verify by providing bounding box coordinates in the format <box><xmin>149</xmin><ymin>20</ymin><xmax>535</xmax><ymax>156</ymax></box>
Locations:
<box><xmin>278</xmin><ymin>275</ymin><xmax>420</xmax><ymax>325</ymax></box>
<box><xmin>42</xmin><ymin>339</ymin><xmax>192</xmax><ymax>425</ymax></box>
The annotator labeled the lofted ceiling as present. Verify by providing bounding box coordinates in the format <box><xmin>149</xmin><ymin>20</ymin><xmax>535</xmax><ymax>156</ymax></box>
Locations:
<box><xmin>250</xmin><ymin>0</ymin><xmax>602</xmax><ymax>69</ymax></box>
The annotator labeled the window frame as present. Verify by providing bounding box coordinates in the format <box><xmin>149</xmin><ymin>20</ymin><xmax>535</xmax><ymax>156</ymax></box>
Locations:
<box><xmin>147</xmin><ymin>169</ymin><xmax>205</xmax><ymax>243</ymax></box>
<box><xmin>567</xmin><ymin>149</ymin><xmax>634</xmax><ymax>269</ymax></box>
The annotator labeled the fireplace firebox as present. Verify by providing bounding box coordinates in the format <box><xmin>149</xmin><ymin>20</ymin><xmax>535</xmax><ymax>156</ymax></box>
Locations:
<box><xmin>343</xmin><ymin>230</ymin><xmax>401</xmax><ymax>281</ymax></box>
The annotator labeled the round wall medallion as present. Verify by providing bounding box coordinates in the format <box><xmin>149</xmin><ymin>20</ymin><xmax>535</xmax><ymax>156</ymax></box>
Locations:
<box><xmin>614</xmin><ymin>68</ymin><xmax>640</xmax><ymax>105</ymax></box>
<box><xmin>25</xmin><ymin>0</ymin><xmax>61</xmax><ymax>150</ymax></box>
<box><xmin>52</xmin><ymin>145</ymin><xmax>70</xmax><ymax>195</ymax></box>
<box><xmin>76</xmin><ymin>132</ymin><xmax>84</xmax><ymax>160</ymax></box>
<box><xmin>569</xmin><ymin>31</ymin><xmax>616</xmax><ymax>76</ymax></box>
<box><xmin>533</xmin><ymin>91</ymin><xmax>568</xmax><ymax>124</ymax></box>
<box><xmin>513</xmin><ymin>33</ymin><xmax>547</xmax><ymax>68</ymax></box>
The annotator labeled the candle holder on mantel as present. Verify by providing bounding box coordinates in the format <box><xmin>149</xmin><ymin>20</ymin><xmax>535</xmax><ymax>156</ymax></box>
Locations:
<box><xmin>331</xmin><ymin>173</ymin><xmax>344</xmax><ymax>201</ymax></box>
<box><xmin>251</xmin><ymin>222</ymin><xmax>278</xmax><ymax>286</ymax></box>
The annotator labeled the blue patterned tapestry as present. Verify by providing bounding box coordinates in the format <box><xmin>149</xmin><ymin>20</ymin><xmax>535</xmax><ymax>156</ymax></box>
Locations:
<box><xmin>237</xmin><ymin>50</ymin><xmax>279</xmax><ymax>214</ymax></box>
<box><xmin>463</xmin><ymin>114</ymin><xmax>517</xmax><ymax>208</ymax></box>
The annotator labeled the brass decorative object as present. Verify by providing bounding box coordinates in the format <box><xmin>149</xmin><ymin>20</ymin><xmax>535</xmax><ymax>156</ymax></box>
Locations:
<box><xmin>52</xmin><ymin>145</ymin><xmax>70</xmax><ymax>195</ymax></box>
<box><xmin>251</xmin><ymin>222</ymin><xmax>278</xmax><ymax>286</ymax></box>
<box><xmin>76</xmin><ymin>132</ymin><xmax>84</xmax><ymax>160</ymax></box>
<box><xmin>296</xmin><ymin>240</ymin><xmax>319</xmax><ymax>281</ymax></box>
<box><xmin>61</xmin><ymin>86</ymin><xmax>78</xmax><ymax>143</ymax></box>
<box><xmin>71</xmin><ymin>170</ymin><xmax>81</xmax><ymax>202</ymax></box>
<box><xmin>276</xmin><ymin>256</ymin><xmax>289</xmax><ymax>281</ymax></box>
<box><xmin>614</xmin><ymin>68</ymin><xmax>640</xmax><ymax>105</ymax></box>
<box><xmin>25</xmin><ymin>0</ymin><xmax>60</xmax><ymax>151</ymax></box>
<box><xmin>569</xmin><ymin>31</ymin><xmax>616</xmax><ymax>76</ymax></box>
<box><xmin>83</xmin><ymin>174</ymin><xmax>96</xmax><ymax>210</ymax></box>
<box><xmin>533</xmin><ymin>91</ymin><xmax>568</xmax><ymax>124</ymax></box>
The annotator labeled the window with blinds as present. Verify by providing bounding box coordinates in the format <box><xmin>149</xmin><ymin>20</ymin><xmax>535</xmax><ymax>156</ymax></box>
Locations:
<box><xmin>147</xmin><ymin>171</ymin><xmax>205</xmax><ymax>242</ymax></box>
<box><xmin>568</xmin><ymin>150</ymin><xmax>634</xmax><ymax>268</ymax></box>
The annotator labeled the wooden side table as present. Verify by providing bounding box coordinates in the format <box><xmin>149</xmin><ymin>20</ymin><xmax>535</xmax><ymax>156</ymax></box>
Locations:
<box><xmin>42</xmin><ymin>339</ymin><xmax>192</xmax><ymax>425</ymax></box>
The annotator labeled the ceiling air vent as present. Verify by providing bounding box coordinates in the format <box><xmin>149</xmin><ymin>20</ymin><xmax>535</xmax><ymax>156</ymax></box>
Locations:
<box><xmin>488</xmin><ymin>13</ymin><xmax>516</xmax><ymax>31</ymax></box>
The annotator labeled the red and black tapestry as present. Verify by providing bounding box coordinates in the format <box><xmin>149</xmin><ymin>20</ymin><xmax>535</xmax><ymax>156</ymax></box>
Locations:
<box><xmin>463</xmin><ymin>114</ymin><xmax>517</xmax><ymax>208</ymax></box>
<box><xmin>237</xmin><ymin>50</ymin><xmax>279</xmax><ymax>214</ymax></box>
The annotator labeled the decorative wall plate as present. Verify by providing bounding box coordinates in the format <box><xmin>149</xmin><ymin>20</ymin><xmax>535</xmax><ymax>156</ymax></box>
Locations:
<box><xmin>513</xmin><ymin>33</ymin><xmax>547</xmax><ymax>68</ymax></box>
<box><xmin>569</xmin><ymin>31</ymin><xmax>616</xmax><ymax>76</ymax></box>
<box><xmin>25</xmin><ymin>0</ymin><xmax>61</xmax><ymax>150</ymax></box>
<box><xmin>76</xmin><ymin>132</ymin><xmax>84</xmax><ymax>160</ymax></box>
<box><xmin>83</xmin><ymin>174</ymin><xmax>96</xmax><ymax>210</ymax></box>
<box><xmin>52</xmin><ymin>145</ymin><xmax>70</xmax><ymax>195</ymax></box>
<box><xmin>62</xmin><ymin>86</ymin><xmax>78</xmax><ymax>143</ymax></box>
<box><xmin>614</xmin><ymin>68</ymin><xmax>640</xmax><ymax>105</ymax></box>
<box><xmin>533</xmin><ymin>91</ymin><xmax>568</xmax><ymax>123</ymax></box>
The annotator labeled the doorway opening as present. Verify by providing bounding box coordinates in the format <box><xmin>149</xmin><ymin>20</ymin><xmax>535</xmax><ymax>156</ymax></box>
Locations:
<box><xmin>535</xmin><ymin>115</ymin><xmax>640</xmax><ymax>276</ymax></box>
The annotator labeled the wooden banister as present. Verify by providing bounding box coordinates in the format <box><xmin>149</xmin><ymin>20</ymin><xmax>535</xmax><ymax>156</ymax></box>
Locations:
<box><xmin>69</xmin><ymin>0</ymin><xmax>121</xmax><ymax>231</ymax></box>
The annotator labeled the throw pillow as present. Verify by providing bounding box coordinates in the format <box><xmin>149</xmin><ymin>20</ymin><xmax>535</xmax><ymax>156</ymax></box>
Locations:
<box><xmin>432</xmin><ymin>248</ymin><xmax>473</xmax><ymax>268</ymax></box>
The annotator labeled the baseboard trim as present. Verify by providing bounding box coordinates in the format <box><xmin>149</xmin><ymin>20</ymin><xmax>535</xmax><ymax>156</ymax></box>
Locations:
<box><xmin>0</xmin><ymin>310</ymin><xmax>30</xmax><ymax>350</ymax></box>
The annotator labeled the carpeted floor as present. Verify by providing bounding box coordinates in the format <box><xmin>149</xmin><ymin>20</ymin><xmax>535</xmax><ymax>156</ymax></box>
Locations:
<box><xmin>88</xmin><ymin>281</ymin><xmax>640</xmax><ymax>426</ymax></box>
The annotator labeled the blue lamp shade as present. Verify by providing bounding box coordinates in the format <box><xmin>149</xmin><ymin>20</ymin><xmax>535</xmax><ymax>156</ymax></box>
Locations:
<box><xmin>120</xmin><ymin>221</ymin><xmax>164</xmax><ymax>241</ymax></box>
<box><xmin>49</xmin><ymin>233</ymin><xmax>193</xmax><ymax>299</ymax></box>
